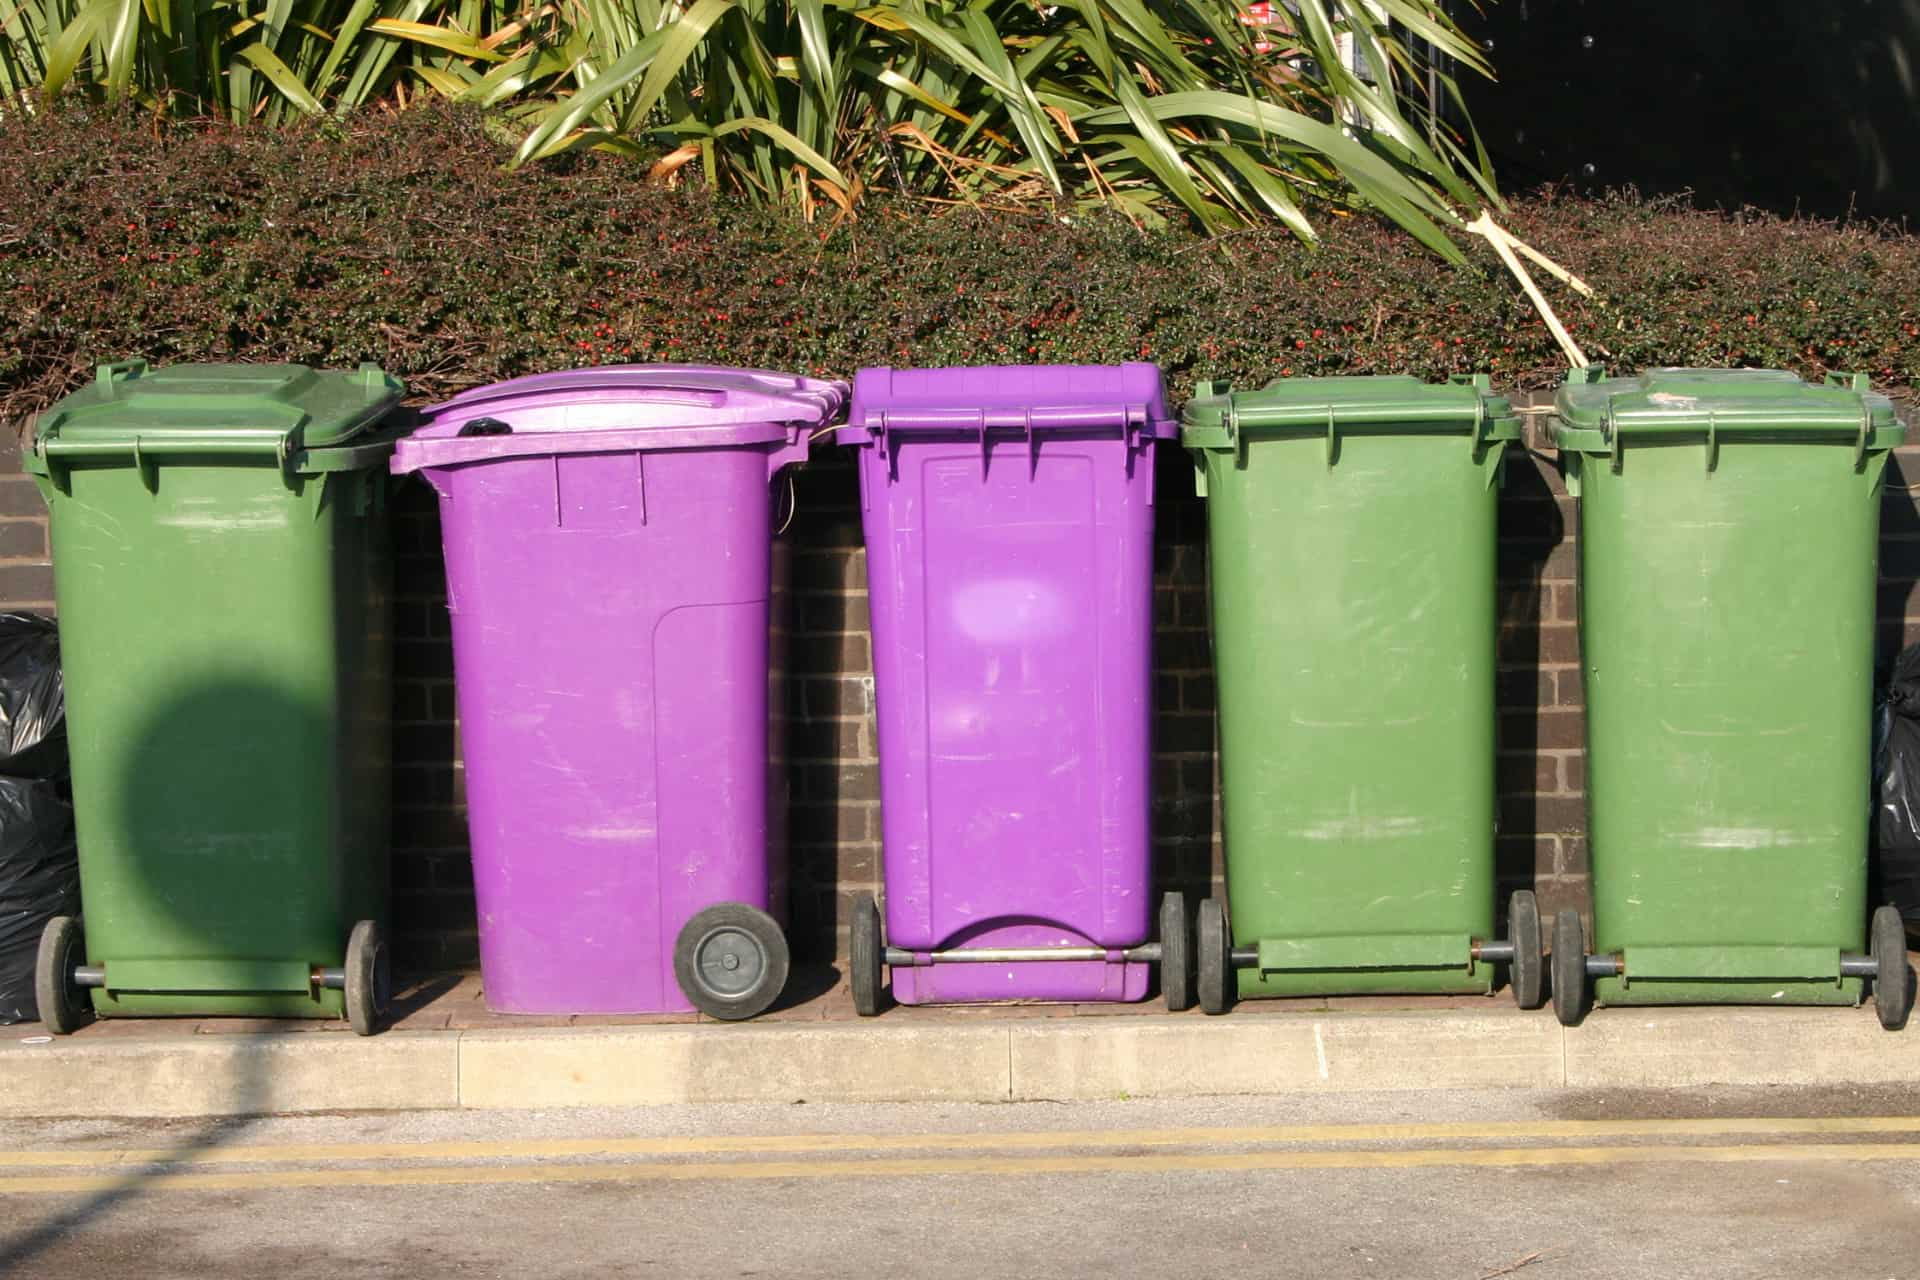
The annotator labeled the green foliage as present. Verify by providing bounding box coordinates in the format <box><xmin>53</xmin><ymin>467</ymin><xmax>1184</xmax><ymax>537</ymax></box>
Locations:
<box><xmin>0</xmin><ymin>0</ymin><xmax>1492</xmax><ymax>239</ymax></box>
<box><xmin>3</xmin><ymin>106</ymin><xmax>1917</xmax><ymax>433</ymax></box>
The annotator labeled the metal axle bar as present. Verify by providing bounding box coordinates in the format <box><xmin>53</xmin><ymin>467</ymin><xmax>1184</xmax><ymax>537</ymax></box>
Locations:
<box><xmin>1227</xmin><ymin>940</ymin><xmax>1518</xmax><ymax>970</ymax></box>
<box><xmin>1840</xmin><ymin>955</ymin><xmax>1878</xmax><ymax>978</ymax></box>
<box><xmin>314</xmin><ymin>967</ymin><xmax>347</xmax><ymax>990</ymax></box>
<box><xmin>72</xmin><ymin>966</ymin><xmax>106</xmax><ymax>988</ymax></box>
<box><xmin>884</xmin><ymin>944</ymin><xmax>1160</xmax><ymax>967</ymax></box>
<box><xmin>1584</xmin><ymin>954</ymin><xmax>1622</xmax><ymax>977</ymax></box>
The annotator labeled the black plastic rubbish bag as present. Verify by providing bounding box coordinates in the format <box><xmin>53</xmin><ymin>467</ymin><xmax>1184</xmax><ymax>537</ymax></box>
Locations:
<box><xmin>0</xmin><ymin>614</ymin><xmax>75</xmax><ymax>1024</ymax></box>
<box><xmin>0</xmin><ymin>777</ymin><xmax>79</xmax><ymax>1022</ymax></box>
<box><xmin>0</xmin><ymin>613</ymin><xmax>64</xmax><ymax>781</ymax></box>
<box><xmin>1876</xmin><ymin>643</ymin><xmax>1920</xmax><ymax>940</ymax></box>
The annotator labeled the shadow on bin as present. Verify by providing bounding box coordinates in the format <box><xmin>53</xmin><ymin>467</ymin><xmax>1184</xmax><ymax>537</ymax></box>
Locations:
<box><xmin>76</xmin><ymin>673</ymin><xmax>386</xmax><ymax>1025</ymax></box>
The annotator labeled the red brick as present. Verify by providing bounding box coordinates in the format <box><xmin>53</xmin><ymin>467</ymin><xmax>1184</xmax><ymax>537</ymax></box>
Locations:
<box><xmin>395</xmin><ymin>723</ymin><xmax>456</xmax><ymax>765</ymax></box>
<box><xmin>1155</xmin><ymin>712</ymin><xmax>1215</xmax><ymax>754</ymax></box>
<box><xmin>1155</xmin><ymin>629</ymin><xmax>1211</xmax><ymax>671</ymax></box>
<box><xmin>1498</xmin><ymin>540</ymin><xmax>1578</xmax><ymax>584</ymax></box>
<box><xmin>1182</xmin><ymin>675</ymin><xmax>1216</xmax><ymax>712</ymax></box>
<box><xmin>793</xmin><ymin>549</ymin><xmax>865</xmax><ymax>591</ymax></box>
<box><xmin>792</xmin><ymin>630</ymin><xmax>869</xmax><ymax>675</ymax></box>
<box><xmin>1502</xmin><ymin>709</ymin><xmax>1587</xmax><ymax>751</ymax></box>
<box><xmin>392</xmin><ymin>806</ymin><xmax>471</xmax><ymax>851</ymax></box>
<box><xmin>0</xmin><ymin>478</ymin><xmax>44</xmax><ymax>518</ymax></box>
<box><xmin>1498</xmin><ymin>624</ymin><xmax>1580</xmax><ymax>665</ymax></box>
<box><xmin>1497</xmin><ymin>664</ymin><xmax>1554</xmax><ymax>710</ymax></box>
<box><xmin>0</xmin><ymin>564</ymin><xmax>54</xmax><ymax>604</ymax></box>
<box><xmin>788</xmin><ymin>715</ymin><xmax>868</xmax><ymax>760</ymax></box>
<box><xmin>1155</xmin><ymin>675</ymin><xmax>1181</xmax><ymax>714</ymax></box>
<box><xmin>1502</xmin><ymin>793</ymin><xmax>1587</xmax><ymax>835</ymax></box>
<box><xmin>394</xmin><ymin>639</ymin><xmax>454</xmax><ymax>679</ymax></box>
<box><xmin>0</xmin><ymin>519</ymin><xmax>46</xmax><ymax>560</ymax></box>
<box><xmin>1496</xmin><ymin>579</ymin><xmax>1546</xmax><ymax>627</ymax></box>
<box><xmin>1531</xmin><ymin>875</ymin><xmax>1591</xmax><ymax>928</ymax></box>
<box><xmin>1495</xmin><ymin>835</ymin><xmax>1557</xmax><ymax>882</ymax></box>
<box><xmin>802</xmin><ymin>677</ymin><xmax>871</xmax><ymax>719</ymax></box>
<box><xmin>798</xmin><ymin>592</ymin><xmax>870</xmax><ymax>633</ymax></box>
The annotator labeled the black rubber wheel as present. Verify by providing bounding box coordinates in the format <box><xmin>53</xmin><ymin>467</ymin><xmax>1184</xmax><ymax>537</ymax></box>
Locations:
<box><xmin>1196</xmin><ymin>897</ymin><xmax>1233</xmax><ymax>1016</ymax></box>
<box><xmin>344</xmin><ymin>919</ymin><xmax>391</xmax><ymax>1037</ymax></box>
<box><xmin>34</xmin><ymin>915</ymin><xmax>89</xmax><ymax>1035</ymax></box>
<box><xmin>1872</xmin><ymin>904</ymin><xmax>1913</xmax><ymax>1031</ymax></box>
<box><xmin>674</xmin><ymin>903</ymin><xmax>790</xmax><ymax>1021</ymax></box>
<box><xmin>1550</xmin><ymin>909</ymin><xmax>1589</xmax><ymax>1028</ymax></box>
<box><xmin>1160</xmin><ymin>892</ymin><xmax>1193</xmax><ymax>1012</ymax></box>
<box><xmin>1508</xmin><ymin>890</ymin><xmax>1545</xmax><ymax>1010</ymax></box>
<box><xmin>850</xmin><ymin>892</ymin><xmax>884</xmax><ymax>1017</ymax></box>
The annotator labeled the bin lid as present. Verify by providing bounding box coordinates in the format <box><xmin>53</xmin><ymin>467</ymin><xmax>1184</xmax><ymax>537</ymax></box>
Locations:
<box><xmin>1552</xmin><ymin>367</ymin><xmax>1904</xmax><ymax>453</ymax></box>
<box><xmin>392</xmin><ymin>364</ymin><xmax>847</xmax><ymax>472</ymax></box>
<box><xmin>1180</xmin><ymin>373</ymin><xmax>1519</xmax><ymax>447</ymax></box>
<box><xmin>844</xmin><ymin>364</ymin><xmax>1176</xmax><ymax>442</ymax></box>
<box><xmin>34</xmin><ymin>360</ymin><xmax>403</xmax><ymax>453</ymax></box>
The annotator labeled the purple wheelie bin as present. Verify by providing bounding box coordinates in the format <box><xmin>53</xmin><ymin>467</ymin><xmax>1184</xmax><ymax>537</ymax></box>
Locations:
<box><xmin>841</xmin><ymin>364</ymin><xmax>1191</xmax><ymax>1013</ymax></box>
<box><xmin>391</xmin><ymin>365</ymin><xmax>844</xmax><ymax>1019</ymax></box>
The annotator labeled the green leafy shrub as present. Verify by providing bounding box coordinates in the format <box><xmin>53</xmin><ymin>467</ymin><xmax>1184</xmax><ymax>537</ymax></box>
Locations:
<box><xmin>1</xmin><ymin>0</ymin><xmax>1490</xmax><ymax>237</ymax></box>
<box><xmin>3</xmin><ymin>105</ymin><xmax>1918</xmax><ymax>432</ymax></box>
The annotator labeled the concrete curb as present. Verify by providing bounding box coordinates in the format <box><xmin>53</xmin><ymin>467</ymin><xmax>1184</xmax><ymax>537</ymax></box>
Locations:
<box><xmin>4</xmin><ymin>1006</ymin><xmax>1915</xmax><ymax>1118</ymax></box>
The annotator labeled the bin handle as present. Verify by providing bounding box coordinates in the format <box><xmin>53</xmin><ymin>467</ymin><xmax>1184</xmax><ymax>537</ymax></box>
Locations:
<box><xmin>1604</xmin><ymin>407</ymin><xmax>1880</xmax><ymax>474</ymax></box>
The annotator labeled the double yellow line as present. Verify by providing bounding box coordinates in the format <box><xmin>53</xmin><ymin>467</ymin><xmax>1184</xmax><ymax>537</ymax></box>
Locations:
<box><xmin>2</xmin><ymin>1116</ymin><xmax>1918</xmax><ymax>1196</ymax></box>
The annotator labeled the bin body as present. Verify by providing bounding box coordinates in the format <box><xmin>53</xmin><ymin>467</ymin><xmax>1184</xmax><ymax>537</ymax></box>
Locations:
<box><xmin>26</xmin><ymin>362</ymin><xmax>400</xmax><ymax>1018</ymax></box>
<box><xmin>848</xmin><ymin>365</ymin><xmax>1173</xmax><ymax>1004</ymax></box>
<box><xmin>1555</xmin><ymin>368</ymin><xmax>1904</xmax><ymax>1006</ymax></box>
<box><xmin>392</xmin><ymin>366</ymin><xmax>837</xmax><ymax>1014</ymax></box>
<box><xmin>1185</xmin><ymin>375</ymin><xmax>1518</xmax><ymax>997</ymax></box>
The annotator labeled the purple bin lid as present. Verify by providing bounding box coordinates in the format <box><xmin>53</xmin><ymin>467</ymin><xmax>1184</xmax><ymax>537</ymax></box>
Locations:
<box><xmin>844</xmin><ymin>363</ymin><xmax>1176</xmax><ymax>444</ymax></box>
<box><xmin>392</xmin><ymin>364</ymin><xmax>848</xmax><ymax>474</ymax></box>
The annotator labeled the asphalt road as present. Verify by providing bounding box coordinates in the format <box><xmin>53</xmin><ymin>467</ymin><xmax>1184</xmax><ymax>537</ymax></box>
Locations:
<box><xmin>1</xmin><ymin>1086</ymin><xmax>1917</xmax><ymax>1278</ymax></box>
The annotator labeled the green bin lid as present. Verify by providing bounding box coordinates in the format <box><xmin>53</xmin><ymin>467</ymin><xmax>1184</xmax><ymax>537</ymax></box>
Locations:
<box><xmin>34</xmin><ymin>360</ymin><xmax>404</xmax><ymax>457</ymax></box>
<box><xmin>1552</xmin><ymin>366</ymin><xmax>1904</xmax><ymax>454</ymax></box>
<box><xmin>1180</xmin><ymin>373</ymin><xmax>1520</xmax><ymax>448</ymax></box>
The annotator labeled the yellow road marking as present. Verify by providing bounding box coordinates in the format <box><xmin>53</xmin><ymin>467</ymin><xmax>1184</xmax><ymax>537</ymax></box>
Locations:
<box><xmin>1</xmin><ymin>1116</ymin><xmax>1919</xmax><ymax>1173</ymax></box>
<box><xmin>3</xmin><ymin>1141</ymin><xmax>1920</xmax><ymax>1196</ymax></box>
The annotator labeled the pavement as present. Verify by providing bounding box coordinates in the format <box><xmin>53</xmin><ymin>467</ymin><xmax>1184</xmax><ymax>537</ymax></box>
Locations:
<box><xmin>5</xmin><ymin>967</ymin><xmax>1920</xmax><ymax>1118</ymax></box>
<box><xmin>2</xmin><ymin>1086</ymin><xmax>1919</xmax><ymax>1277</ymax></box>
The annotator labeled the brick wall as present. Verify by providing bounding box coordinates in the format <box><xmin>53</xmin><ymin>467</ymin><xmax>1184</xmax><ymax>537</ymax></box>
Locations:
<box><xmin>8</xmin><ymin>402</ymin><xmax>1920</xmax><ymax>971</ymax></box>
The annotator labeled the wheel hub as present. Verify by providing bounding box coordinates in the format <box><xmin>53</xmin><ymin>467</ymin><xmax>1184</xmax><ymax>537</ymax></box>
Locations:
<box><xmin>695</xmin><ymin>927</ymin><xmax>766</xmax><ymax>997</ymax></box>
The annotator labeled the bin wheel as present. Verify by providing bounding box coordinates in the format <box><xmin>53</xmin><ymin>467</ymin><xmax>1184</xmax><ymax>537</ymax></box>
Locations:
<box><xmin>850</xmin><ymin>892</ymin><xmax>884</xmax><ymax>1017</ymax></box>
<box><xmin>1872</xmin><ymin>905</ymin><xmax>1913</xmax><ymax>1031</ymax></box>
<box><xmin>1196</xmin><ymin>898</ymin><xmax>1233</xmax><ymax>1016</ymax></box>
<box><xmin>1508</xmin><ymin>890</ymin><xmax>1545</xmax><ymax>1010</ymax></box>
<box><xmin>344</xmin><ymin>920</ymin><xmax>391</xmax><ymax>1037</ymax></box>
<box><xmin>35</xmin><ymin>916</ymin><xmax>89</xmax><ymax>1035</ymax></box>
<box><xmin>1160</xmin><ymin>892</ymin><xmax>1193</xmax><ymax>1012</ymax></box>
<box><xmin>1550</xmin><ymin>910</ymin><xmax>1589</xmax><ymax>1028</ymax></box>
<box><xmin>675</xmin><ymin>903</ymin><xmax>790</xmax><ymax>1022</ymax></box>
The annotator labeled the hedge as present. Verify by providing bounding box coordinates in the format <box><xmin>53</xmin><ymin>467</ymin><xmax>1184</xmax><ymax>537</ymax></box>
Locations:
<box><xmin>5</xmin><ymin>103</ymin><xmax>1920</xmax><ymax>430</ymax></box>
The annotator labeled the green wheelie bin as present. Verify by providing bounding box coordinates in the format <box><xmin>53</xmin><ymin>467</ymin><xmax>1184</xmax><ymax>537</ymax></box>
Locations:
<box><xmin>25</xmin><ymin>361</ymin><xmax>402</xmax><ymax>1035</ymax></box>
<box><xmin>1182</xmin><ymin>375</ymin><xmax>1542</xmax><ymax>1013</ymax></box>
<box><xmin>1550</xmin><ymin>367</ymin><xmax>1914</xmax><ymax>1029</ymax></box>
